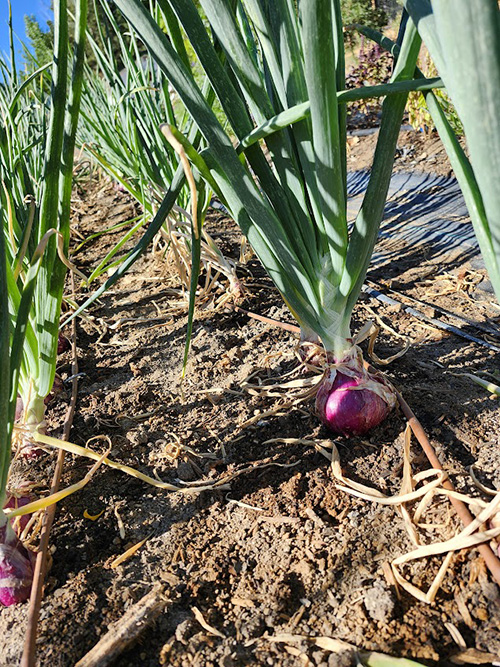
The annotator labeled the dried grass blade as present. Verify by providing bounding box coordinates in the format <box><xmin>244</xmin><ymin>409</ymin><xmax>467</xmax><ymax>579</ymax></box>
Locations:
<box><xmin>192</xmin><ymin>606</ymin><xmax>225</xmax><ymax>639</ymax></box>
<box><xmin>5</xmin><ymin>448</ymin><xmax>110</xmax><ymax>517</ymax></box>
<box><xmin>27</xmin><ymin>431</ymin><xmax>230</xmax><ymax>492</ymax></box>
<box><xmin>110</xmin><ymin>533</ymin><xmax>153</xmax><ymax>569</ymax></box>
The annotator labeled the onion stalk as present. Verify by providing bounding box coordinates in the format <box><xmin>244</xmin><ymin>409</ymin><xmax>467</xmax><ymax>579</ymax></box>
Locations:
<box><xmin>0</xmin><ymin>111</ymin><xmax>33</xmax><ymax>607</ymax></box>
<box><xmin>0</xmin><ymin>0</ymin><xmax>87</xmax><ymax>605</ymax></box>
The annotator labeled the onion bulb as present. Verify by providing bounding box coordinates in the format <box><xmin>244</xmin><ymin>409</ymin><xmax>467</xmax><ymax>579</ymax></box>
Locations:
<box><xmin>0</xmin><ymin>517</ymin><xmax>33</xmax><ymax>606</ymax></box>
<box><xmin>316</xmin><ymin>346</ymin><xmax>396</xmax><ymax>436</ymax></box>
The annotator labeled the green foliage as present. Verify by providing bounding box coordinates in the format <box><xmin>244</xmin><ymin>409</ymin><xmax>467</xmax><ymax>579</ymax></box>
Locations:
<box><xmin>24</xmin><ymin>15</ymin><xmax>54</xmax><ymax>66</ymax></box>
<box><xmin>80</xmin><ymin>0</ymin><xmax>144</xmax><ymax>70</ymax></box>
<box><xmin>359</xmin><ymin>3</ymin><xmax>500</xmax><ymax>303</ymax></box>
<box><xmin>1</xmin><ymin>0</ymin><xmax>87</xmax><ymax>430</ymax></box>
<box><xmin>403</xmin><ymin>0</ymin><xmax>500</xmax><ymax>301</ymax></box>
<box><xmin>108</xmin><ymin>0</ymin><xmax>422</xmax><ymax>358</ymax></box>
<box><xmin>24</xmin><ymin>1</ymin><xmax>135</xmax><ymax>71</ymax></box>
<box><xmin>0</xmin><ymin>192</ymin><xmax>12</xmax><ymax>499</ymax></box>
<box><xmin>78</xmin><ymin>0</ymin><xmax>200</xmax><ymax>234</ymax></box>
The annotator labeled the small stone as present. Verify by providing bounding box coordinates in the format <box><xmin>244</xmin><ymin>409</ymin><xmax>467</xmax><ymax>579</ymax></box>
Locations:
<box><xmin>312</xmin><ymin>650</ymin><xmax>328</xmax><ymax>665</ymax></box>
<box><xmin>175</xmin><ymin>618</ymin><xmax>192</xmax><ymax>644</ymax></box>
<box><xmin>363</xmin><ymin>581</ymin><xmax>395</xmax><ymax>623</ymax></box>
<box><xmin>176</xmin><ymin>461</ymin><xmax>196</xmax><ymax>481</ymax></box>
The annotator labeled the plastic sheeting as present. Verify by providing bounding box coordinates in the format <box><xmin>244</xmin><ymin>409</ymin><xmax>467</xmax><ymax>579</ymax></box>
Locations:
<box><xmin>346</xmin><ymin>170</ymin><xmax>481</xmax><ymax>269</ymax></box>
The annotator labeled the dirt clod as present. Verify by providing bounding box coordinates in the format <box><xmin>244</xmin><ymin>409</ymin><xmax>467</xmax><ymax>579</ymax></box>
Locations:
<box><xmin>363</xmin><ymin>581</ymin><xmax>395</xmax><ymax>623</ymax></box>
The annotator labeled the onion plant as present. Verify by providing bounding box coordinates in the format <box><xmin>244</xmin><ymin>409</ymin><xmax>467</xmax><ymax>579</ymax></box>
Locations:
<box><xmin>0</xmin><ymin>61</ymin><xmax>49</xmax><ymax>444</ymax></box>
<box><xmin>108</xmin><ymin>0</ymin><xmax>449</xmax><ymax>435</ymax></box>
<box><xmin>0</xmin><ymin>0</ymin><xmax>87</xmax><ymax>606</ymax></box>
<box><xmin>1</xmin><ymin>0</ymin><xmax>87</xmax><ymax>455</ymax></box>
<box><xmin>0</xmin><ymin>200</ymin><xmax>34</xmax><ymax>605</ymax></box>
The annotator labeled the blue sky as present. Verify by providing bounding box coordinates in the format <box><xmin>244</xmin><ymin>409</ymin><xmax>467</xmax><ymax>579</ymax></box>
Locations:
<box><xmin>0</xmin><ymin>0</ymin><xmax>52</xmax><ymax>61</ymax></box>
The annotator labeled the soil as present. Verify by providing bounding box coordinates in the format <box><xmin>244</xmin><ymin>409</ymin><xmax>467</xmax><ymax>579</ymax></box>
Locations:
<box><xmin>348</xmin><ymin>128</ymin><xmax>462</xmax><ymax>178</ymax></box>
<box><xmin>2</xmin><ymin>129</ymin><xmax>500</xmax><ymax>667</ymax></box>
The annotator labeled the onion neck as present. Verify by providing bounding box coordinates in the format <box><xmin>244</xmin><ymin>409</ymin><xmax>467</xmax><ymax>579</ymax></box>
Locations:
<box><xmin>319</xmin><ymin>314</ymin><xmax>353</xmax><ymax>362</ymax></box>
<box><xmin>22</xmin><ymin>394</ymin><xmax>46</xmax><ymax>431</ymax></box>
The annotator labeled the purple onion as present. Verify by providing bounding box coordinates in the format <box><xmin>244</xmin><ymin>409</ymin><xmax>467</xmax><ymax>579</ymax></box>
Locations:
<box><xmin>0</xmin><ymin>523</ymin><xmax>33</xmax><ymax>606</ymax></box>
<box><xmin>316</xmin><ymin>361</ymin><xmax>396</xmax><ymax>436</ymax></box>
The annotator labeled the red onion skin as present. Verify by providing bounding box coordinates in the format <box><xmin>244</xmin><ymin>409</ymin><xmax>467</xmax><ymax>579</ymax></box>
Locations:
<box><xmin>0</xmin><ymin>523</ymin><xmax>33</xmax><ymax>606</ymax></box>
<box><xmin>316</xmin><ymin>370</ymin><xmax>392</xmax><ymax>436</ymax></box>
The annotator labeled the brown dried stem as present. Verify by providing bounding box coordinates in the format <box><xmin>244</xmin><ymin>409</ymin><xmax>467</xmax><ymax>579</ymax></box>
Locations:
<box><xmin>231</xmin><ymin>304</ymin><xmax>300</xmax><ymax>334</ymax></box>
<box><xmin>74</xmin><ymin>585</ymin><xmax>167</xmax><ymax>667</ymax></box>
